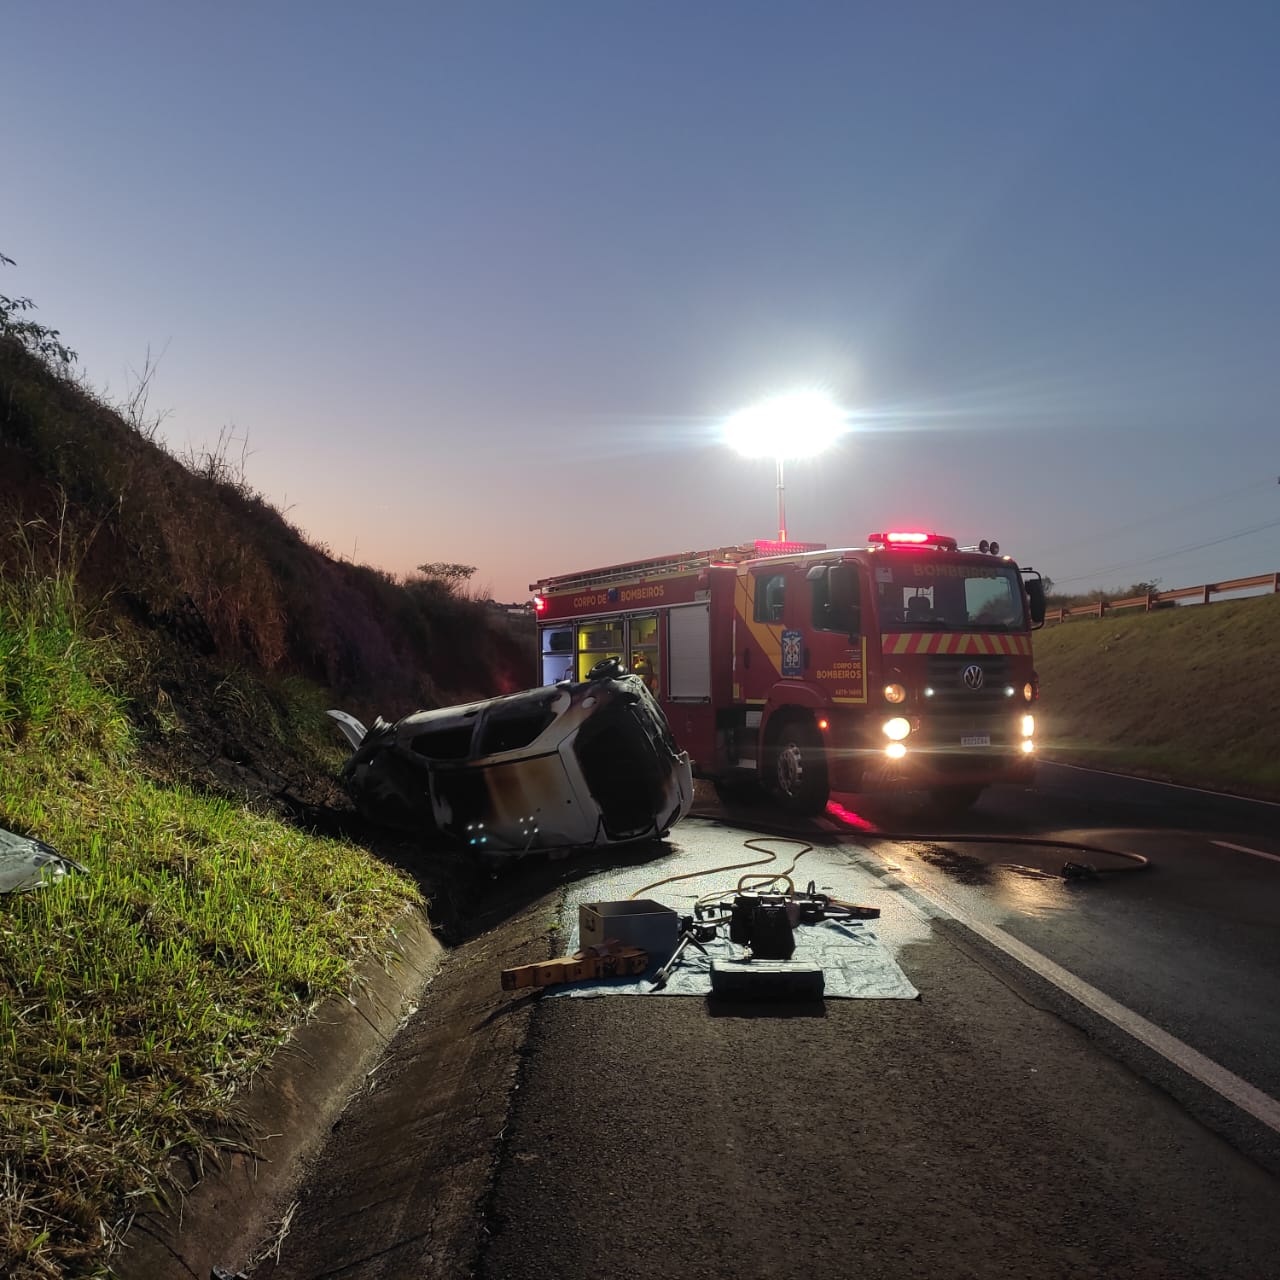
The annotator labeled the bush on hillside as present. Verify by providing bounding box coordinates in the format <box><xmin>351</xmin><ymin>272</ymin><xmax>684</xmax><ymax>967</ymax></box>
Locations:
<box><xmin>0</xmin><ymin>280</ymin><xmax>534</xmax><ymax>765</ymax></box>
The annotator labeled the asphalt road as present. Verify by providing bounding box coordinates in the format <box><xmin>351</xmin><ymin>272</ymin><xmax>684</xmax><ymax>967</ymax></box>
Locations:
<box><xmin>253</xmin><ymin>763</ymin><xmax>1280</xmax><ymax>1279</ymax></box>
<box><xmin>818</xmin><ymin>763</ymin><xmax>1280</xmax><ymax>1148</ymax></box>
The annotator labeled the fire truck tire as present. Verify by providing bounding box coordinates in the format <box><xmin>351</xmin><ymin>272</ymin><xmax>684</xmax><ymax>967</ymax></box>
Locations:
<box><xmin>769</xmin><ymin>716</ymin><xmax>830</xmax><ymax>816</ymax></box>
<box><xmin>927</xmin><ymin>784</ymin><xmax>985</xmax><ymax>816</ymax></box>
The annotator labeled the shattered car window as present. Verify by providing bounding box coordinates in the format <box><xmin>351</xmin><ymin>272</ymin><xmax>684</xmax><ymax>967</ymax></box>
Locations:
<box><xmin>473</xmin><ymin>691</ymin><xmax>561</xmax><ymax>756</ymax></box>
<box><xmin>408</xmin><ymin>723</ymin><xmax>476</xmax><ymax>761</ymax></box>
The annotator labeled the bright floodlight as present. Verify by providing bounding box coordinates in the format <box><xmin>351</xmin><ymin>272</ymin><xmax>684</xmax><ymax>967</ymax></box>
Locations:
<box><xmin>724</xmin><ymin>391</ymin><xmax>847</xmax><ymax>460</ymax></box>
<box><xmin>723</xmin><ymin>391</ymin><xmax>847</xmax><ymax>542</ymax></box>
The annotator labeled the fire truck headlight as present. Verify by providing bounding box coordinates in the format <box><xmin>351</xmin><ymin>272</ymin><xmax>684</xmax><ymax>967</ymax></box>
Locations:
<box><xmin>883</xmin><ymin>717</ymin><xmax>911</xmax><ymax>741</ymax></box>
<box><xmin>1021</xmin><ymin>714</ymin><xmax>1035</xmax><ymax>738</ymax></box>
<box><xmin>1023</xmin><ymin>682</ymin><xmax>1035</xmax><ymax>702</ymax></box>
<box><xmin>886</xmin><ymin>741</ymin><xmax>907</xmax><ymax>760</ymax></box>
<box><xmin>884</xmin><ymin>683</ymin><xmax>906</xmax><ymax>704</ymax></box>
<box><xmin>1021</xmin><ymin>739</ymin><xmax>1035</xmax><ymax>754</ymax></box>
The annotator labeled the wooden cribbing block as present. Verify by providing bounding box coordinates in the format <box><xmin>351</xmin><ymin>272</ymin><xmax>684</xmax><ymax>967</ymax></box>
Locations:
<box><xmin>501</xmin><ymin>941</ymin><xmax>649</xmax><ymax>991</ymax></box>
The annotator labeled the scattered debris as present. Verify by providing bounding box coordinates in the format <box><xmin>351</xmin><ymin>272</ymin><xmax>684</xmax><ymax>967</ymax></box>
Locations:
<box><xmin>0</xmin><ymin>826</ymin><xmax>88</xmax><ymax>893</ymax></box>
<box><xmin>328</xmin><ymin>668</ymin><xmax>693</xmax><ymax>857</ymax></box>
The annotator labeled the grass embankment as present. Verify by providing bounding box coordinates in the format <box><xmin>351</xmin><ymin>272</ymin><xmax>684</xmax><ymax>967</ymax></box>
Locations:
<box><xmin>1034</xmin><ymin>591</ymin><xmax>1280</xmax><ymax>801</ymax></box>
<box><xmin>0</xmin><ymin>575</ymin><xmax>422</xmax><ymax>1279</ymax></box>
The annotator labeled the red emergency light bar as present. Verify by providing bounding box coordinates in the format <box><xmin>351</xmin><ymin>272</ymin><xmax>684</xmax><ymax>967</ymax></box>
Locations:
<box><xmin>532</xmin><ymin>595</ymin><xmax>548</xmax><ymax>614</ymax></box>
<box><xmin>867</xmin><ymin>531</ymin><xmax>959</xmax><ymax>551</ymax></box>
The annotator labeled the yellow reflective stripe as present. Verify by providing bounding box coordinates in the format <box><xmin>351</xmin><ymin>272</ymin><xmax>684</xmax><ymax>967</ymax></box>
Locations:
<box><xmin>734</xmin><ymin>574</ymin><xmax>783</xmax><ymax>671</ymax></box>
<box><xmin>881</xmin><ymin>632</ymin><xmax>1030</xmax><ymax>656</ymax></box>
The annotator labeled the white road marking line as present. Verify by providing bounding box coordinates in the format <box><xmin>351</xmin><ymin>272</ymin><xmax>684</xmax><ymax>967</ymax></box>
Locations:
<box><xmin>848</xmin><ymin>839</ymin><xmax>1280</xmax><ymax>1137</ymax></box>
<box><xmin>1211</xmin><ymin>839</ymin><xmax>1280</xmax><ymax>865</ymax></box>
<box><xmin>1043</xmin><ymin>760</ymin><xmax>1280</xmax><ymax>808</ymax></box>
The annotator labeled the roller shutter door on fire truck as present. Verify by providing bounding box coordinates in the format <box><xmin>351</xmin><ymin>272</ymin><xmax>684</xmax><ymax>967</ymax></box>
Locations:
<box><xmin>668</xmin><ymin>603</ymin><xmax>711</xmax><ymax>700</ymax></box>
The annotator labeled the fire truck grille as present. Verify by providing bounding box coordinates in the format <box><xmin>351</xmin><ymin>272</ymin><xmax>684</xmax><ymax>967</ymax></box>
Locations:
<box><xmin>917</xmin><ymin>716</ymin><xmax>1019</xmax><ymax>747</ymax></box>
<box><xmin>913</xmin><ymin>711</ymin><xmax>1023</xmax><ymax>774</ymax></box>
<box><xmin>925</xmin><ymin>653</ymin><xmax>1013</xmax><ymax>709</ymax></box>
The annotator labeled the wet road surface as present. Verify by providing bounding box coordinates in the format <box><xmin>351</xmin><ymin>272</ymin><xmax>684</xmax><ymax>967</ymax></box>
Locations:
<box><xmin>819</xmin><ymin>763</ymin><xmax>1280</xmax><ymax>1140</ymax></box>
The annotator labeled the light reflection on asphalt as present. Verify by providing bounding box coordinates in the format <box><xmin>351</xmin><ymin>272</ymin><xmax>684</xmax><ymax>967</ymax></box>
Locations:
<box><xmin>822</xmin><ymin>793</ymin><xmax>1084</xmax><ymax>929</ymax></box>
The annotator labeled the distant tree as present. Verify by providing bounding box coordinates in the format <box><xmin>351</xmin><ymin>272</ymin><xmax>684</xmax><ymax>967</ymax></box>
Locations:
<box><xmin>0</xmin><ymin>252</ymin><xmax>77</xmax><ymax>366</ymax></box>
<box><xmin>1091</xmin><ymin>579</ymin><xmax>1161</xmax><ymax>604</ymax></box>
<box><xmin>1044</xmin><ymin>577</ymin><xmax>1164</xmax><ymax>611</ymax></box>
<box><xmin>416</xmin><ymin>562</ymin><xmax>476</xmax><ymax>588</ymax></box>
<box><xmin>1043</xmin><ymin>575</ymin><xmax>1084</xmax><ymax>610</ymax></box>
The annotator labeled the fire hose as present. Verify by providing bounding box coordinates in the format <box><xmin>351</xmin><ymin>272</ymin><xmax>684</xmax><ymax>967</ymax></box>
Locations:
<box><xmin>685</xmin><ymin>816</ymin><xmax>1153</xmax><ymax>880</ymax></box>
<box><xmin>504</xmin><ymin>815</ymin><xmax>1152</xmax><ymax>994</ymax></box>
<box><xmin>634</xmin><ymin>829</ymin><xmax>1150</xmax><ymax>990</ymax></box>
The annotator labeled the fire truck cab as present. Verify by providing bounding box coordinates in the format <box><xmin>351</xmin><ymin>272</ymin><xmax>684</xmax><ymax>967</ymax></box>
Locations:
<box><xmin>530</xmin><ymin>532</ymin><xmax>1046</xmax><ymax>816</ymax></box>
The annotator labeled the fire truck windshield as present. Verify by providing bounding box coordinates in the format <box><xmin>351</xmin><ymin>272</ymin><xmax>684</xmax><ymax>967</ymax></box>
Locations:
<box><xmin>875</xmin><ymin>556</ymin><xmax>1027</xmax><ymax>632</ymax></box>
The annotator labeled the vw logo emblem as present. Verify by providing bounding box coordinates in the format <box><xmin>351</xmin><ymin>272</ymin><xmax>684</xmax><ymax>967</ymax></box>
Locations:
<box><xmin>962</xmin><ymin>663</ymin><xmax>985</xmax><ymax>690</ymax></box>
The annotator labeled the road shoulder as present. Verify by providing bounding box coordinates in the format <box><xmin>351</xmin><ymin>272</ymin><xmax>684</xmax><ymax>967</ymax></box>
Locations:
<box><xmin>247</xmin><ymin>892</ymin><xmax>555</xmax><ymax>1280</ymax></box>
<box><xmin>480</xmin><ymin>911</ymin><xmax>1280</xmax><ymax>1279</ymax></box>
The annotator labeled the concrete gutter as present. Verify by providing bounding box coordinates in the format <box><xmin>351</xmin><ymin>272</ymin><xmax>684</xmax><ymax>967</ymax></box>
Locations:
<box><xmin>112</xmin><ymin>904</ymin><xmax>444</xmax><ymax>1280</ymax></box>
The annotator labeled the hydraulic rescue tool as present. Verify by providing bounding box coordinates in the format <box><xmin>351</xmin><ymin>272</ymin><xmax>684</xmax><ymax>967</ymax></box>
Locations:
<box><xmin>649</xmin><ymin>881</ymin><xmax>880</xmax><ymax>996</ymax></box>
<box><xmin>726</xmin><ymin>882</ymin><xmax>880</xmax><ymax>957</ymax></box>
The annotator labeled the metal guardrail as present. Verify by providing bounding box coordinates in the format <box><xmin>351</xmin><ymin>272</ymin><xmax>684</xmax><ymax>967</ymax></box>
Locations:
<box><xmin>1046</xmin><ymin>571</ymin><xmax>1280</xmax><ymax>623</ymax></box>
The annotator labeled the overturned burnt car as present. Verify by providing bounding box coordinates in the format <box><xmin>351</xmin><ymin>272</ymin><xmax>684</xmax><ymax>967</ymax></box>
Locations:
<box><xmin>328</xmin><ymin>664</ymin><xmax>694</xmax><ymax>857</ymax></box>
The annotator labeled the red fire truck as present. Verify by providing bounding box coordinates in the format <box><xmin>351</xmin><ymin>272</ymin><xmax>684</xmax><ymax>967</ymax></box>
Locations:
<box><xmin>529</xmin><ymin>532</ymin><xmax>1047</xmax><ymax>816</ymax></box>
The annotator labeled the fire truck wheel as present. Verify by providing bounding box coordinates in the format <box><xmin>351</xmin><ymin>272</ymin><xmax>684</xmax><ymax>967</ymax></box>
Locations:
<box><xmin>769</xmin><ymin>717</ymin><xmax>830</xmax><ymax>816</ymax></box>
<box><xmin>927</xmin><ymin>784</ymin><xmax>985</xmax><ymax>817</ymax></box>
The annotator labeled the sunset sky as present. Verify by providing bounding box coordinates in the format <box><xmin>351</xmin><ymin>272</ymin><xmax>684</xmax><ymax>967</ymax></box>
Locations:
<box><xmin>6</xmin><ymin>1</ymin><xmax>1278</xmax><ymax>602</ymax></box>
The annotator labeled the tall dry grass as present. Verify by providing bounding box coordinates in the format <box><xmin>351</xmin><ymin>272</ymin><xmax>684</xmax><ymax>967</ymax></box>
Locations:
<box><xmin>0</xmin><ymin>334</ymin><xmax>535</xmax><ymax>722</ymax></box>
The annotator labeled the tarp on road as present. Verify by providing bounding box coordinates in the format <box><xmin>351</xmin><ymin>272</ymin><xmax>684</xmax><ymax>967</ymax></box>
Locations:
<box><xmin>549</xmin><ymin>915</ymin><xmax>919</xmax><ymax>998</ymax></box>
<box><xmin>551</xmin><ymin>833</ymin><xmax>919</xmax><ymax>998</ymax></box>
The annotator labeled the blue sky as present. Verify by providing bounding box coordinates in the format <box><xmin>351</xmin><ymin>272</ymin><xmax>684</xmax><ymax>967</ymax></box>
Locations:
<box><xmin>6</xmin><ymin>1</ymin><xmax>1278</xmax><ymax>601</ymax></box>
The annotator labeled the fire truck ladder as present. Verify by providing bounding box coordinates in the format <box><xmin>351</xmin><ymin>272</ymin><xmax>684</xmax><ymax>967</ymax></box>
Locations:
<box><xmin>531</xmin><ymin>546</ymin><xmax>757</xmax><ymax>595</ymax></box>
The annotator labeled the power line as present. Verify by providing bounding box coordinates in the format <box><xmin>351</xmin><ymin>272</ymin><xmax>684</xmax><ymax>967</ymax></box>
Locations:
<box><xmin>1032</xmin><ymin>478</ymin><xmax>1274</xmax><ymax>560</ymax></box>
<box><xmin>1053</xmin><ymin>516</ymin><xmax>1280</xmax><ymax>586</ymax></box>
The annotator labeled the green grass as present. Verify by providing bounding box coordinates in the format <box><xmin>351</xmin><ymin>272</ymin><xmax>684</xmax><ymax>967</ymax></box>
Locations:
<box><xmin>1034</xmin><ymin>592</ymin><xmax>1280</xmax><ymax>801</ymax></box>
<box><xmin>0</xmin><ymin>573</ymin><xmax>421</xmax><ymax>1278</ymax></box>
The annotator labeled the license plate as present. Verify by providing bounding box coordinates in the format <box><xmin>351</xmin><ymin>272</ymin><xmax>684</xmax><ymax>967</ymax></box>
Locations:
<box><xmin>960</xmin><ymin>734</ymin><xmax>991</xmax><ymax>747</ymax></box>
